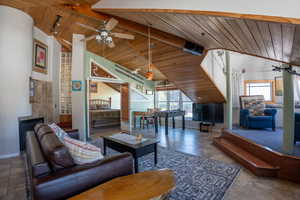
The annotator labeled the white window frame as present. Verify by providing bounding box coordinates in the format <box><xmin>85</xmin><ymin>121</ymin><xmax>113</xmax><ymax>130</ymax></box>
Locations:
<box><xmin>156</xmin><ymin>90</ymin><xmax>193</xmax><ymax>117</ymax></box>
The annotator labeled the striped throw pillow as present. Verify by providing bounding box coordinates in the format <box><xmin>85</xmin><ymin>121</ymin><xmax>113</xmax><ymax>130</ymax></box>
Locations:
<box><xmin>48</xmin><ymin>123</ymin><xmax>68</xmax><ymax>141</ymax></box>
<box><xmin>63</xmin><ymin>136</ymin><xmax>104</xmax><ymax>165</ymax></box>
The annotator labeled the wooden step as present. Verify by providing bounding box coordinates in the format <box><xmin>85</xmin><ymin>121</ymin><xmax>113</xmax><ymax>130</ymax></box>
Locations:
<box><xmin>213</xmin><ymin>137</ymin><xmax>280</xmax><ymax>177</ymax></box>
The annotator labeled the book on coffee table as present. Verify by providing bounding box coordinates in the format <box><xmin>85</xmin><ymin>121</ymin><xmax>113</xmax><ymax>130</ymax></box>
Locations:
<box><xmin>109</xmin><ymin>133</ymin><xmax>148</xmax><ymax>145</ymax></box>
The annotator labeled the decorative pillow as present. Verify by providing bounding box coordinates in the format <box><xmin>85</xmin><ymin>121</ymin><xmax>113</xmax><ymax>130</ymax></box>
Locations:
<box><xmin>48</xmin><ymin>123</ymin><xmax>68</xmax><ymax>141</ymax></box>
<box><xmin>243</xmin><ymin>98</ymin><xmax>265</xmax><ymax>116</ymax></box>
<box><xmin>252</xmin><ymin>100</ymin><xmax>265</xmax><ymax>116</ymax></box>
<box><xmin>63</xmin><ymin>136</ymin><xmax>104</xmax><ymax>165</ymax></box>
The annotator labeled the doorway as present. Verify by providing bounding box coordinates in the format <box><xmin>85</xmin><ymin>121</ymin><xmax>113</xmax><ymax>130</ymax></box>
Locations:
<box><xmin>88</xmin><ymin>80</ymin><xmax>122</xmax><ymax>138</ymax></box>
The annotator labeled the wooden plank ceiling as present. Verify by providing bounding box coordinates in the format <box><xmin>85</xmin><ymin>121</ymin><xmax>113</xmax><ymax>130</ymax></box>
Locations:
<box><xmin>0</xmin><ymin>0</ymin><xmax>167</xmax><ymax>81</ymax></box>
<box><xmin>6</xmin><ymin>1</ymin><xmax>300</xmax><ymax>103</ymax></box>
<box><xmin>99</xmin><ymin>10</ymin><xmax>300</xmax><ymax>66</ymax></box>
<box><xmin>0</xmin><ymin>0</ymin><xmax>227</xmax><ymax>103</ymax></box>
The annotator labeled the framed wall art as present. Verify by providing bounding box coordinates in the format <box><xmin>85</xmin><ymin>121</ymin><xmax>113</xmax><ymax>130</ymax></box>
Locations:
<box><xmin>33</xmin><ymin>39</ymin><xmax>48</xmax><ymax>74</ymax></box>
<box><xmin>89</xmin><ymin>82</ymin><xmax>98</xmax><ymax>93</ymax></box>
<box><xmin>72</xmin><ymin>80</ymin><xmax>82</xmax><ymax>92</ymax></box>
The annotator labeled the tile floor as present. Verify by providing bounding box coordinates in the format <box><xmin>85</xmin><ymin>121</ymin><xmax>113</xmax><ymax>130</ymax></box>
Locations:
<box><xmin>0</xmin><ymin>126</ymin><xmax>299</xmax><ymax>200</ymax></box>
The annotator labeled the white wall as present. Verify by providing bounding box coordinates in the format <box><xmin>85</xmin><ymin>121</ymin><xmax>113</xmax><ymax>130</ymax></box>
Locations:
<box><xmin>32</xmin><ymin>28</ymin><xmax>62</xmax><ymax>122</ymax></box>
<box><xmin>130</xmin><ymin>88</ymin><xmax>154</xmax><ymax>111</ymax></box>
<box><xmin>228</xmin><ymin>52</ymin><xmax>285</xmax><ymax>127</ymax></box>
<box><xmin>90</xmin><ymin>82</ymin><xmax>121</xmax><ymax>109</ymax></box>
<box><xmin>230</xmin><ymin>51</ymin><xmax>283</xmax><ymax>104</ymax></box>
<box><xmin>94</xmin><ymin>0</ymin><xmax>300</xmax><ymax>19</ymax></box>
<box><xmin>72</xmin><ymin>34</ymin><xmax>86</xmax><ymax>141</ymax></box>
<box><xmin>0</xmin><ymin>6</ymin><xmax>33</xmax><ymax>158</ymax></box>
<box><xmin>31</xmin><ymin>27</ymin><xmax>61</xmax><ymax>122</ymax></box>
<box><xmin>202</xmin><ymin>50</ymin><xmax>226</xmax><ymax>97</ymax></box>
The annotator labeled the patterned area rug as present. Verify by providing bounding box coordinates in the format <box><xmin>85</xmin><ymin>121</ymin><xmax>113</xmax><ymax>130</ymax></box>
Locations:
<box><xmin>103</xmin><ymin>145</ymin><xmax>240</xmax><ymax>200</ymax></box>
<box><xmin>24</xmin><ymin>139</ymin><xmax>240</xmax><ymax>200</ymax></box>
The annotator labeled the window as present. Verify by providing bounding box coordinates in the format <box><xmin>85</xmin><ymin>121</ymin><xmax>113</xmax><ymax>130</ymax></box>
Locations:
<box><xmin>245</xmin><ymin>80</ymin><xmax>274</xmax><ymax>102</ymax></box>
<box><xmin>157</xmin><ymin>91</ymin><xmax>168</xmax><ymax>111</ymax></box>
<box><xmin>182</xmin><ymin>93</ymin><xmax>193</xmax><ymax>118</ymax></box>
<box><xmin>60</xmin><ymin>52</ymin><xmax>72</xmax><ymax>114</ymax></box>
<box><xmin>169</xmin><ymin>90</ymin><xmax>180</xmax><ymax>110</ymax></box>
<box><xmin>156</xmin><ymin>89</ymin><xmax>193</xmax><ymax>118</ymax></box>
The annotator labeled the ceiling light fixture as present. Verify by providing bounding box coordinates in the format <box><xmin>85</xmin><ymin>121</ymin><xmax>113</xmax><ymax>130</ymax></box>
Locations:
<box><xmin>146</xmin><ymin>24</ymin><xmax>154</xmax><ymax>80</ymax></box>
<box><xmin>105</xmin><ymin>36</ymin><xmax>113</xmax><ymax>44</ymax></box>
<box><xmin>100</xmin><ymin>30</ymin><xmax>108</xmax><ymax>38</ymax></box>
<box><xmin>96</xmin><ymin>35</ymin><xmax>101</xmax><ymax>41</ymax></box>
<box><xmin>51</xmin><ymin>15</ymin><xmax>62</xmax><ymax>35</ymax></box>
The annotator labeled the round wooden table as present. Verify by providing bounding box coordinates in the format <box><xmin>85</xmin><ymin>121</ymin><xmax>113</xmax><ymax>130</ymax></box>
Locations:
<box><xmin>69</xmin><ymin>169</ymin><xmax>175</xmax><ymax>200</ymax></box>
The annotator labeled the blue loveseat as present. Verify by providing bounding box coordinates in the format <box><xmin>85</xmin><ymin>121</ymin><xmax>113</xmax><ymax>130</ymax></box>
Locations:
<box><xmin>240</xmin><ymin>108</ymin><xmax>277</xmax><ymax>131</ymax></box>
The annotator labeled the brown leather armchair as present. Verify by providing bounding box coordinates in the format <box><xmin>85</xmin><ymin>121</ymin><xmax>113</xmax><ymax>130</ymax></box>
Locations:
<box><xmin>26</xmin><ymin>124</ymin><xmax>134</xmax><ymax>200</ymax></box>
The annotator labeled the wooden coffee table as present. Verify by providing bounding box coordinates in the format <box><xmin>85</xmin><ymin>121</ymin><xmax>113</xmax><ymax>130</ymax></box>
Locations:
<box><xmin>69</xmin><ymin>169</ymin><xmax>175</xmax><ymax>200</ymax></box>
<box><xmin>103</xmin><ymin>134</ymin><xmax>159</xmax><ymax>172</ymax></box>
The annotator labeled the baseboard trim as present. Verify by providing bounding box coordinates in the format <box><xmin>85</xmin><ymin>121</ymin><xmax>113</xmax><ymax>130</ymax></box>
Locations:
<box><xmin>0</xmin><ymin>152</ymin><xmax>20</xmax><ymax>159</ymax></box>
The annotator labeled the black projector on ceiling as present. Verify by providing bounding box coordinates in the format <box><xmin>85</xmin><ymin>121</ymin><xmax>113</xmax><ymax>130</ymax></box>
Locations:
<box><xmin>183</xmin><ymin>41</ymin><xmax>204</xmax><ymax>56</ymax></box>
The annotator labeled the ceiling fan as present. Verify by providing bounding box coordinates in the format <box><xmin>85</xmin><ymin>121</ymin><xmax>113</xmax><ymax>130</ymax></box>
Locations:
<box><xmin>76</xmin><ymin>18</ymin><xmax>135</xmax><ymax>48</ymax></box>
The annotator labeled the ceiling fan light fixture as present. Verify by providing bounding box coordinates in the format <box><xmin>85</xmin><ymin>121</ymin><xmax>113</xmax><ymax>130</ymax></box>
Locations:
<box><xmin>100</xmin><ymin>30</ymin><xmax>108</xmax><ymax>38</ymax></box>
<box><xmin>105</xmin><ymin>36</ymin><xmax>113</xmax><ymax>44</ymax></box>
<box><xmin>96</xmin><ymin>35</ymin><xmax>102</xmax><ymax>41</ymax></box>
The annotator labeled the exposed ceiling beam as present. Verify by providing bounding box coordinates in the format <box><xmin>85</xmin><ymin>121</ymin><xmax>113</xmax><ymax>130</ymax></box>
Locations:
<box><xmin>60</xmin><ymin>4</ymin><xmax>187</xmax><ymax>49</ymax></box>
<box><xmin>55</xmin><ymin>36</ymin><xmax>72</xmax><ymax>51</ymax></box>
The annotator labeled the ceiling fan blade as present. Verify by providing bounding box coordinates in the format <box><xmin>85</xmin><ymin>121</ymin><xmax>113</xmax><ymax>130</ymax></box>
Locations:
<box><xmin>76</xmin><ymin>22</ymin><xmax>99</xmax><ymax>32</ymax></box>
<box><xmin>111</xmin><ymin>32</ymin><xmax>135</xmax><ymax>40</ymax></box>
<box><xmin>105</xmin><ymin>18</ymin><xmax>118</xmax><ymax>31</ymax></box>
<box><xmin>82</xmin><ymin>35</ymin><xmax>97</xmax><ymax>42</ymax></box>
<box><xmin>108</xmin><ymin>41</ymin><xmax>115</xmax><ymax>48</ymax></box>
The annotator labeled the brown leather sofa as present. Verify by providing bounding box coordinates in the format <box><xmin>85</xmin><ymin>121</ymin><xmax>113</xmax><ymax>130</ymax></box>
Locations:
<box><xmin>26</xmin><ymin>123</ymin><xmax>134</xmax><ymax>200</ymax></box>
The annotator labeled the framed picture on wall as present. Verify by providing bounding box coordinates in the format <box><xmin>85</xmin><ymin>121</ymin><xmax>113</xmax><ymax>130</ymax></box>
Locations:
<box><xmin>275</xmin><ymin>76</ymin><xmax>283</xmax><ymax>96</ymax></box>
<box><xmin>33</xmin><ymin>39</ymin><xmax>48</xmax><ymax>74</ymax></box>
<box><xmin>90</xmin><ymin>82</ymin><xmax>98</xmax><ymax>93</ymax></box>
<box><xmin>72</xmin><ymin>80</ymin><xmax>82</xmax><ymax>92</ymax></box>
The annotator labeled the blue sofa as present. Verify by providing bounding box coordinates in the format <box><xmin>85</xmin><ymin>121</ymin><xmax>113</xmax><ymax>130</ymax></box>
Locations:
<box><xmin>295</xmin><ymin>113</ymin><xmax>300</xmax><ymax>143</ymax></box>
<box><xmin>240</xmin><ymin>108</ymin><xmax>277</xmax><ymax>131</ymax></box>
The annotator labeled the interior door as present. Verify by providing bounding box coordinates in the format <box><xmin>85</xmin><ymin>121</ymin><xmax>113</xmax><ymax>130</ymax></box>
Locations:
<box><xmin>121</xmin><ymin>83</ymin><xmax>131</xmax><ymax>133</ymax></box>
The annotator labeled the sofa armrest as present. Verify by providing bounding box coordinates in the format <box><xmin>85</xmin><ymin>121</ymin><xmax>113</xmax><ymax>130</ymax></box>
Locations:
<box><xmin>33</xmin><ymin>152</ymin><xmax>134</xmax><ymax>200</ymax></box>
<box><xmin>264</xmin><ymin>108</ymin><xmax>277</xmax><ymax>117</ymax></box>
<box><xmin>240</xmin><ymin>109</ymin><xmax>250</xmax><ymax>127</ymax></box>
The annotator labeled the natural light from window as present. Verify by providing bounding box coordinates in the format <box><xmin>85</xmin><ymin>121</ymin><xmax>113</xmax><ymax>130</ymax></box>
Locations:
<box><xmin>157</xmin><ymin>90</ymin><xmax>193</xmax><ymax>118</ymax></box>
<box><xmin>245</xmin><ymin>82</ymin><xmax>272</xmax><ymax>101</ymax></box>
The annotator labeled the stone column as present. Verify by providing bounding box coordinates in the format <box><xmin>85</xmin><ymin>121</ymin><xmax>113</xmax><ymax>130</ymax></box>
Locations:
<box><xmin>282</xmin><ymin>65</ymin><xmax>295</xmax><ymax>154</ymax></box>
<box><xmin>225</xmin><ymin>51</ymin><xmax>233</xmax><ymax>130</ymax></box>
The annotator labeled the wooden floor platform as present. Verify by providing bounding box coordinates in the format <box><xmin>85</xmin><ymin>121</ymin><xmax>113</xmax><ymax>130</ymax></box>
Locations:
<box><xmin>213</xmin><ymin>130</ymin><xmax>300</xmax><ymax>183</ymax></box>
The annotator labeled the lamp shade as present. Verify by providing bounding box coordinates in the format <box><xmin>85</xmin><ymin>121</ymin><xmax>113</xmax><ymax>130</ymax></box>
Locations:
<box><xmin>146</xmin><ymin>71</ymin><xmax>153</xmax><ymax>80</ymax></box>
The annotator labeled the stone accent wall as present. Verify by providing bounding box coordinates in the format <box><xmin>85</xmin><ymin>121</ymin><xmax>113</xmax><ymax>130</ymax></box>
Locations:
<box><xmin>31</xmin><ymin>79</ymin><xmax>53</xmax><ymax>123</ymax></box>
